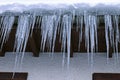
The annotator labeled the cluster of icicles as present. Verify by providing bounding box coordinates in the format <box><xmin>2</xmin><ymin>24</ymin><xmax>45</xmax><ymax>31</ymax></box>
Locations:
<box><xmin>0</xmin><ymin>4</ymin><xmax>120</xmax><ymax>70</ymax></box>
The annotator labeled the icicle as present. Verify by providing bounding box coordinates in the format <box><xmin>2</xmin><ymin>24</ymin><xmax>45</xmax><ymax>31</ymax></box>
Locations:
<box><xmin>104</xmin><ymin>15</ymin><xmax>110</xmax><ymax>62</ymax></box>
<box><xmin>104</xmin><ymin>15</ymin><xmax>113</xmax><ymax>63</ymax></box>
<box><xmin>0</xmin><ymin>16</ymin><xmax>15</xmax><ymax>50</ymax></box>
<box><xmin>30</xmin><ymin>13</ymin><xmax>36</xmax><ymax>36</ymax></box>
<box><xmin>109</xmin><ymin>16</ymin><xmax>114</xmax><ymax>47</ymax></box>
<box><xmin>89</xmin><ymin>15</ymin><xmax>98</xmax><ymax>69</ymax></box>
<box><xmin>20</xmin><ymin>22</ymin><xmax>31</xmax><ymax>69</ymax></box>
<box><xmin>84</xmin><ymin>12</ymin><xmax>98</xmax><ymax>71</ymax></box>
<box><xmin>113</xmin><ymin>15</ymin><xmax>119</xmax><ymax>64</ymax></box>
<box><xmin>61</xmin><ymin>14</ymin><xmax>72</xmax><ymax>67</ymax></box>
<box><xmin>84</xmin><ymin>11</ymin><xmax>90</xmax><ymax>64</ymax></box>
<box><xmin>46</xmin><ymin>15</ymin><xmax>55</xmax><ymax>52</ymax></box>
<box><xmin>40</xmin><ymin>16</ymin><xmax>49</xmax><ymax>52</ymax></box>
<box><xmin>61</xmin><ymin>15</ymin><xmax>67</xmax><ymax>66</ymax></box>
<box><xmin>66</xmin><ymin>15</ymin><xmax>72</xmax><ymax>67</ymax></box>
<box><xmin>78</xmin><ymin>16</ymin><xmax>83</xmax><ymax>51</ymax></box>
<box><xmin>52</xmin><ymin>15</ymin><xmax>60</xmax><ymax>53</ymax></box>
<box><xmin>13</xmin><ymin>15</ymin><xmax>32</xmax><ymax>78</ymax></box>
<box><xmin>94</xmin><ymin>16</ymin><xmax>98</xmax><ymax>52</ymax></box>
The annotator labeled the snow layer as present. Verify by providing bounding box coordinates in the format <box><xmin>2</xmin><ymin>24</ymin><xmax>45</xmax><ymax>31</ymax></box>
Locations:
<box><xmin>0</xmin><ymin>52</ymin><xmax>120</xmax><ymax>80</ymax></box>
<box><xmin>0</xmin><ymin>2</ymin><xmax>120</xmax><ymax>15</ymax></box>
<box><xmin>0</xmin><ymin>0</ymin><xmax>120</xmax><ymax>6</ymax></box>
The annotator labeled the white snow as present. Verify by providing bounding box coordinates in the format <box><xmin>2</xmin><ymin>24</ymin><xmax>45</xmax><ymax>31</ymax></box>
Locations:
<box><xmin>0</xmin><ymin>0</ymin><xmax>120</xmax><ymax>6</ymax></box>
<box><xmin>0</xmin><ymin>0</ymin><xmax>120</xmax><ymax>14</ymax></box>
<box><xmin>0</xmin><ymin>52</ymin><xmax>120</xmax><ymax>80</ymax></box>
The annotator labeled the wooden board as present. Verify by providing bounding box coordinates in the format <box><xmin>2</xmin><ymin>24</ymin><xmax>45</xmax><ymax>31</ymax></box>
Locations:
<box><xmin>0</xmin><ymin>72</ymin><xmax>28</xmax><ymax>80</ymax></box>
<box><xmin>93</xmin><ymin>73</ymin><xmax>120</xmax><ymax>80</ymax></box>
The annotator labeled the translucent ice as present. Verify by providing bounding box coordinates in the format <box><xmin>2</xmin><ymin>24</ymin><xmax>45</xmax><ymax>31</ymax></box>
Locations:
<box><xmin>0</xmin><ymin>16</ymin><xmax>15</xmax><ymax>50</ymax></box>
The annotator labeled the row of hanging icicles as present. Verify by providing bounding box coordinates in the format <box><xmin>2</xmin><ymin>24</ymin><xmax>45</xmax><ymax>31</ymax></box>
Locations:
<box><xmin>0</xmin><ymin>10</ymin><xmax>120</xmax><ymax>70</ymax></box>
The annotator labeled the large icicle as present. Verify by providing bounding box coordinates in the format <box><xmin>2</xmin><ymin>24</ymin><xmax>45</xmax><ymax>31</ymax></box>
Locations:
<box><xmin>76</xmin><ymin>16</ymin><xmax>83</xmax><ymax>51</ymax></box>
<box><xmin>61</xmin><ymin>14</ymin><xmax>72</xmax><ymax>67</ymax></box>
<box><xmin>90</xmin><ymin>15</ymin><xmax>98</xmax><ymax>53</ymax></box>
<box><xmin>95</xmin><ymin>16</ymin><xmax>98</xmax><ymax>52</ymax></box>
<box><xmin>51</xmin><ymin>15</ymin><xmax>61</xmax><ymax>53</ymax></box>
<box><xmin>13</xmin><ymin>15</ymin><xmax>32</xmax><ymax>78</ymax></box>
<box><xmin>66</xmin><ymin>15</ymin><xmax>72</xmax><ymax>67</ymax></box>
<box><xmin>61</xmin><ymin>18</ymin><xmax>67</xmax><ymax>66</ymax></box>
<box><xmin>0</xmin><ymin>16</ymin><xmax>15</xmax><ymax>50</ymax></box>
<box><xmin>113</xmin><ymin>15</ymin><xmax>119</xmax><ymax>64</ymax></box>
<box><xmin>90</xmin><ymin>15</ymin><xmax>98</xmax><ymax>69</ymax></box>
<box><xmin>104</xmin><ymin>15</ymin><xmax>114</xmax><ymax>62</ymax></box>
<box><xmin>84</xmin><ymin>12</ymin><xmax>98</xmax><ymax>70</ymax></box>
<box><xmin>84</xmin><ymin>12</ymin><xmax>90</xmax><ymax>65</ymax></box>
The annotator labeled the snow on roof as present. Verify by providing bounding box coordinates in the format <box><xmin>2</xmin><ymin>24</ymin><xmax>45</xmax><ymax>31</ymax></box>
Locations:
<box><xmin>0</xmin><ymin>0</ymin><xmax>120</xmax><ymax>15</ymax></box>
